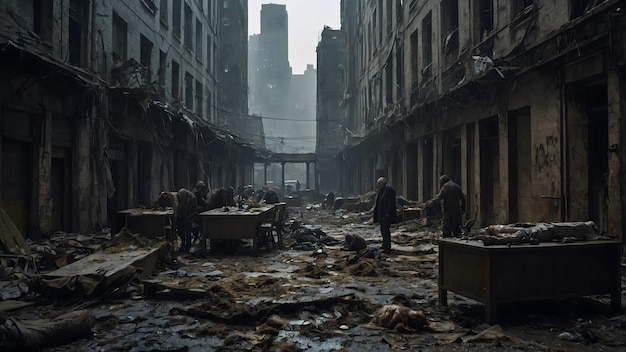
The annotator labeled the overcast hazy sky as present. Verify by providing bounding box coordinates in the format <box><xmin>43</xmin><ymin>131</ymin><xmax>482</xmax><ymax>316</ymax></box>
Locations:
<box><xmin>248</xmin><ymin>0</ymin><xmax>341</xmax><ymax>74</ymax></box>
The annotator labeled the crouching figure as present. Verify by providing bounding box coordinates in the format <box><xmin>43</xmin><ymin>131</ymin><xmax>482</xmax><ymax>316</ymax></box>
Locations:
<box><xmin>157</xmin><ymin>188</ymin><xmax>197</xmax><ymax>252</ymax></box>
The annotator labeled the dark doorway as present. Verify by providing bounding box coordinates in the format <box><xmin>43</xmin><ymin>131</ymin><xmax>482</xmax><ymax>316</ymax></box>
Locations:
<box><xmin>109</xmin><ymin>159</ymin><xmax>128</xmax><ymax>228</ymax></box>
<box><xmin>586</xmin><ymin>85</ymin><xmax>608</xmax><ymax>232</ymax></box>
<box><xmin>508</xmin><ymin>107</ymin><xmax>531</xmax><ymax>223</ymax></box>
<box><xmin>423</xmin><ymin>136</ymin><xmax>434</xmax><ymax>200</ymax></box>
<box><xmin>1</xmin><ymin>141</ymin><xmax>31</xmax><ymax>236</ymax></box>
<box><xmin>137</xmin><ymin>143</ymin><xmax>153</xmax><ymax>208</ymax></box>
<box><xmin>51</xmin><ymin>151</ymin><xmax>71</xmax><ymax>232</ymax></box>
<box><xmin>406</xmin><ymin>141</ymin><xmax>418</xmax><ymax>200</ymax></box>
<box><xmin>444</xmin><ymin>128</ymin><xmax>462</xmax><ymax>187</ymax></box>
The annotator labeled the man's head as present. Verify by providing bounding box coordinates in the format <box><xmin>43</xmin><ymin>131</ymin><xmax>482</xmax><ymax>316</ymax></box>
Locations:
<box><xmin>195</xmin><ymin>181</ymin><xmax>207</xmax><ymax>192</ymax></box>
<box><xmin>376</xmin><ymin>177</ymin><xmax>387</xmax><ymax>191</ymax></box>
<box><xmin>439</xmin><ymin>175</ymin><xmax>450</xmax><ymax>187</ymax></box>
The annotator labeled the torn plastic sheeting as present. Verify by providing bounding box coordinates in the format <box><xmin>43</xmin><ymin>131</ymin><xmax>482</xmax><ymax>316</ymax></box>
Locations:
<box><xmin>472</xmin><ymin>55</ymin><xmax>505</xmax><ymax>79</ymax></box>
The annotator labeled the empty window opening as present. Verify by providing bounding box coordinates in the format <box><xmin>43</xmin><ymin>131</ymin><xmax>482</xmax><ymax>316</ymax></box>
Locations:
<box><xmin>195</xmin><ymin>80</ymin><xmax>203</xmax><ymax>116</ymax></box>
<box><xmin>140</xmin><ymin>34</ymin><xmax>153</xmax><ymax>81</ymax></box>
<box><xmin>421</xmin><ymin>12</ymin><xmax>432</xmax><ymax>78</ymax></box>
<box><xmin>32</xmin><ymin>0</ymin><xmax>53</xmax><ymax>43</ymax></box>
<box><xmin>410</xmin><ymin>29</ymin><xmax>419</xmax><ymax>87</ymax></box>
<box><xmin>160</xmin><ymin>0</ymin><xmax>168</xmax><ymax>26</ymax></box>
<box><xmin>68</xmin><ymin>0</ymin><xmax>85</xmax><ymax>66</ymax></box>
<box><xmin>173</xmin><ymin>0</ymin><xmax>181</xmax><ymax>39</ymax></box>
<box><xmin>441</xmin><ymin>0</ymin><xmax>459</xmax><ymax>66</ymax></box>
<box><xmin>171</xmin><ymin>60</ymin><xmax>180</xmax><ymax>99</ymax></box>
<box><xmin>476</xmin><ymin>0</ymin><xmax>493</xmax><ymax>41</ymax></box>
<box><xmin>570</xmin><ymin>0</ymin><xmax>604</xmax><ymax>19</ymax></box>
<box><xmin>112</xmin><ymin>12</ymin><xmax>128</xmax><ymax>61</ymax></box>
<box><xmin>196</xmin><ymin>19</ymin><xmax>203</xmax><ymax>61</ymax></box>
<box><xmin>185</xmin><ymin>72</ymin><xmax>193</xmax><ymax>108</ymax></box>
<box><xmin>158</xmin><ymin>50</ymin><xmax>166</xmax><ymax>86</ymax></box>
<box><xmin>184</xmin><ymin>3</ymin><xmax>193</xmax><ymax>50</ymax></box>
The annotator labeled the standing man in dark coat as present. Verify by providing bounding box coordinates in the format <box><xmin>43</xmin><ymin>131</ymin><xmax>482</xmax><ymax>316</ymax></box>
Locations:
<box><xmin>433</xmin><ymin>175</ymin><xmax>466</xmax><ymax>238</ymax></box>
<box><xmin>374</xmin><ymin>177</ymin><xmax>396</xmax><ymax>252</ymax></box>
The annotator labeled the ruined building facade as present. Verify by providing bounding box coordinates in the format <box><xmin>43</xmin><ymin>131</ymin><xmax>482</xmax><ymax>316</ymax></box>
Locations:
<box><xmin>0</xmin><ymin>0</ymin><xmax>256</xmax><ymax>238</ymax></box>
<box><xmin>316</xmin><ymin>27</ymin><xmax>344</xmax><ymax>194</ymax></box>
<box><xmin>338</xmin><ymin>0</ymin><xmax>626</xmax><ymax>236</ymax></box>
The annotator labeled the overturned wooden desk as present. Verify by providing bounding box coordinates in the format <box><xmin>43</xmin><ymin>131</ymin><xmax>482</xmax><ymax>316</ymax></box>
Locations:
<box><xmin>114</xmin><ymin>208</ymin><xmax>174</xmax><ymax>238</ymax></box>
<box><xmin>198</xmin><ymin>205</ymin><xmax>275</xmax><ymax>253</ymax></box>
<box><xmin>438</xmin><ymin>238</ymin><xmax>622</xmax><ymax>324</ymax></box>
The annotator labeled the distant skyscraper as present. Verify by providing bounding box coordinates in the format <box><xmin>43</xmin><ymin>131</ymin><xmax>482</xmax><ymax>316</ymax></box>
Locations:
<box><xmin>316</xmin><ymin>27</ymin><xmax>344</xmax><ymax>193</ymax></box>
<box><xmin>248</xmin><ymin>4</ymin><xmax>292</xmax><ymax>153</ymax></box>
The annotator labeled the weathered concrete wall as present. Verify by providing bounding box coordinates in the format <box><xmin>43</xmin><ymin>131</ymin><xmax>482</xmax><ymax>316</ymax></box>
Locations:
<box><xmin>607</xmin><ymin>68</ymin><xmax>625</xmax><ymax>239</ymax></box>
<box><xmin>528</xmin><ymin>70</ymin><xmax>562</xmax><ymax>222</ymax></box>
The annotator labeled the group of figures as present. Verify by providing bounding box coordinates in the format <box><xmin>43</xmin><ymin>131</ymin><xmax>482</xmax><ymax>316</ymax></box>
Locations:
<box><xmin>372</xmin><ymin>175</ymin><xmax>466</xmax><ymax>252</ymax></box>
<box><xmin>155</xmin><ymin>182</ymin><xmax>281</xmax><ymax>252</ymax></box>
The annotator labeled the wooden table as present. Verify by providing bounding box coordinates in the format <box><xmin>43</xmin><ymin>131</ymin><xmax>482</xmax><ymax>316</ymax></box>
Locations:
<box><xmin>438</xmin><ymin>238</ymin><xmax>622</xmax><ymax>323</ymax></box>
<box><xmin>114</xmin><ymin>208</ymin><xmax>174</xmax><ymax>238</ymax></box>
<box><xmin>198</xmin><ymin>205</ymin><xmax>275</xmax><ymax>253</ymax></box>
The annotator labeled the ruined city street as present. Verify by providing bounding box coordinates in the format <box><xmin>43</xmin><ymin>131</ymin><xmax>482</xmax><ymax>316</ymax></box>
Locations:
<box><xmin>2</xmin><ymin>204</ymin><xmax>625</xmax><ymax>352</ymax></box>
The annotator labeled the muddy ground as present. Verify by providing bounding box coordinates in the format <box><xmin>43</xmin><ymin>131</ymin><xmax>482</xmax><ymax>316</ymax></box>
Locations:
<box><xmin>5</xmin><ymin>207</ymin><xmax>626</xmax><ymax>351</ymax></box>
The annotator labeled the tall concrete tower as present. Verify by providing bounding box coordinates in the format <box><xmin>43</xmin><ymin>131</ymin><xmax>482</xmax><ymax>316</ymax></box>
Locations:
<box><xmin>248</xmin><ymin>4</ymin><xmax>292</xmax><ymax>153</ymax></box>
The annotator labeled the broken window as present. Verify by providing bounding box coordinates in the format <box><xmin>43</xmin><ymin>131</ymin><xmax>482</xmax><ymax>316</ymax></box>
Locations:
<box><xmin>196</xmin><ymin>19</ymin><xmax>203</xmax><ymax>61</ymax></box>
<box><xmin>112</xmin><ymin>12</ymin><xmax>127</xmax><ymax>61</ymax></box>
<box><xmin>140</xmin><ymin>34</ymin><xmax>153</xmax><ymax>81</ymax></box>
<box><xmin>158</xmin><ymin>50</ymin><xmax>166</xmax><ymax>86</ymax></box>
<box><xmin>475</xmin><ymin>0</ymin><xmax>494</xmax><ymax>41</ymax></box>
<box><xmin>173</xmin><ymin>0</ymin><xmax>181</xmax><ymax>39</ymax></box>
<box><xmin>441</xmin><ymin>0</ymin><xmax>459</xmax><ymax>67</ymax></box>
<box><xmin>20</xmin><ymin>1</ymin><xmax>52</xmax><ymax>44</ymax></box>
<box><xmin>511</xmin><ymin>0</ymin><xmax>534</xmax><ymax>19</ymax></box>
<box><xmin>184</xmin><ymin>3</ymin><xmax>193</xmax><ymax>51</ymax></box>
<box><xmin>171</xmin><ymin>60</ymin><xmax>180</xmax><ymax>99</ymax></box>
<box><xmin>159</xmin><ymin>0</ymin><xmax>168</xmax><ymax>27</ymax></box>
<box><xmin>396</xmin><ymin>44</ymin><xmax>403</xmax><ymax>100</ymax></box>
<box><xmin>421</xmin><ymin>11</ymin><xmax>432</xmax><ymax>78</ymax></box>
<box><xmin>185</xmin><ymin>72</ymin><xmax>193</xmax><ymax>108</ymax></box>
<box><xmin>570</xmin><ymin>0</ymin><xmax>604</xmax><ymax>19</ymax></box>
<box><xmin>410</xmin><ymin>28</ymin><xmax>419</xmax><ymax>87</ymax></box>
<box><xmin>141</xmin><ymin>0</ymin><xmax>157</xmax><ymax>14</ymax></box>
<box><xmin>68</xmin><ymin>0</ymin><xmax>85</xmax><ymax>66</ymax></box>
<box><xmin>195</xmin><ymin>80</ymin><xmax>203</xmax><ymax>116</ymax></box>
